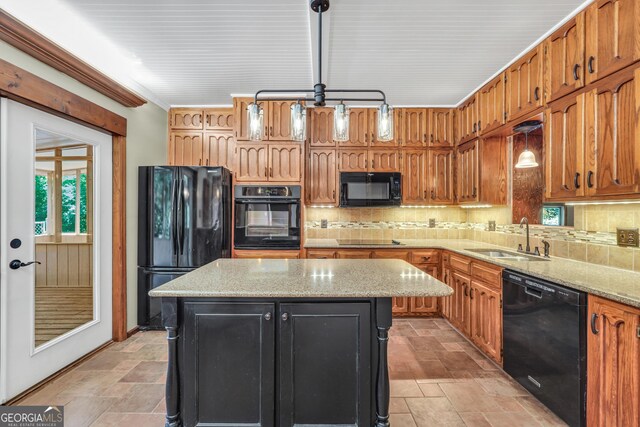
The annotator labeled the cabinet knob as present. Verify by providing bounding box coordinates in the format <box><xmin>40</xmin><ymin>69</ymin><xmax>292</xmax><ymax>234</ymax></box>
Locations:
<box><xmin>281</xmin><ymin>312</ymin><xmax>289</xmax><ymax>321</ymax></box>
<box><xmin>264</xmin><ymin>312</ymin><xmax>272</xmax><ymax>321</ymax></box>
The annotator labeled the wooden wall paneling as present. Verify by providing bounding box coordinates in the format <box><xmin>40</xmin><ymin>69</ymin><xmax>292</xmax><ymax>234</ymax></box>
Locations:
<box><xmin>545</xmin><ymin>13</ymin><xmax>586</xmax><ymax>103</ymax></box>
<box><xmin>587</xmin><ymin>295</ymin><xmax>640</xmax><ymax>427</ymax></box>
<box><xmin>584</xmin><ymin>64</ymin><xmax>640</xmax><ymax>198</ymax></box>
<box><xmin>429</xmin><ymin>109</ymin><xmax>454</xmax><ymax>147</ymax></box>
<box><xmin>479</xmin><ymin>136</ymin><xmax>508</xmax><ymax>205</ymax></box>
<box><xmin>340</xmin><ymin>108</ymin><xmax>370</xmax><ymax>147</ymax></box>
<box><xmin>507</xmin><ymin>45</ymin><xmax>544</xmax><ymax>122</ymax></box>
<box><xmin>268</xmin><ymin>144</ymin><xmax>302</xmax><ymax>182</ymax></box>
<box><xmin>169</xmin><ymin>131</ymin><xmax>204</xmax><ymax>166</ymax></box>
<box><xmin>478</xmin><ymin>74</ymin><xmax>506</xmax><ymax>134</ymax></box>
<box><xmin>585</xmin><ymin>0</ymin><xmax>640</xmax><ymax>85</ymax></box>
<box><xmin>67</xmin><ymin>244</ymin><xmax>79</xmax><ymax>286</ymax></box>
<box><xmin>512</xmin><ymin>131</ymin><xmax>544</xmax><ymax>223</ymax></box>
<box><xmin>307</xmin><ymin>149</ymin><xmax>337</xmax><ymax>205</ymax></box>
<box><xmin>399</xmin><ymin>108</ymin><xmax>428</xmax><ymax>147</ymax></box>
<box><xmin>337</xmin><ymin>149</ymin><xmax>368</xmax><ymax>172</ymax></box>
<box><xmin>401</xmin><ymin>150</ymin><xmax>428</xmax><ymax>204</ymax></box>
<box><xmin>309</xmin><ymin>107</ymin><xmax>335</xmax><ymax>147</ymax></box>
<box><xmin>112</xmin><ymin>135</ymin><xmax>127</xmax><ymax>341</ymax></box>
<box><xmin>234</xmin><ymin>97</ymin><xmax>267</xmax><ymax>141</ymax></box>
<box><xmin>203</xmin><ymin>132</ymin><xmax>235</xmax><ymax>169</ymax></box>
<box><xmin>169</xmin><ymin>108</ymin><xmax>204</xmax><ymax>130</ymax></box>
<box><xmin>235</xmin><ymin>142</ymin><xmax>268</xmax><ymax>182</ymax></box>
<box><xmin>544</xmin><ymin>93</ymin><xmax>586</xmax><ymax>200</ymax></box>
<box><xmin>369</xmin><ymin>150</ymin><xmax>400</xmax><ymax>172</ymax></box>
<box><xmin>204</xmin><ymin>108</ymin><xmax>234</xmax><ymax>131</ymax></box>
<box><xmin>268</xmin><ymin>100</ymin><xmax>296</xmax><ymax>140</ymax></box>
<box><xmin>428</xmin><ymin>149</ymin><xmax>454</xmax><ymax>204</ymax></box>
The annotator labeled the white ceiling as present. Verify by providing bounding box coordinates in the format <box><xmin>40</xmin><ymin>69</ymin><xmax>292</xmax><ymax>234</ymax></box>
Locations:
<box><xmin>8</xmin><ymin>0</ymin><xmax>589</xmax><ymax>107</ymax></box>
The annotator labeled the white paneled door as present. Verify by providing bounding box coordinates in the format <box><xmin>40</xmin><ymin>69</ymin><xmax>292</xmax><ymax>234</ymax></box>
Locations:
<box><xmin>0</xmin><ymin>99</ymin><xmax>112</xmax><ymax>403</ymax></box>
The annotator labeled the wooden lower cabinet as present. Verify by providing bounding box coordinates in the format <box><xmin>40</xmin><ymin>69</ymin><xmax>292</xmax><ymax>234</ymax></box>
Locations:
<box><xmin>234</xmin><ymin>250</ymin><xmax>301</xmax><ymax>259</ymax></box>
<box><xmin>470</xmin><ymin>279</ymin><xmax>502</xmax><ymax>364</ymax></box>
<box><xmin>450</xmin><ymin>271</ymin><xmax>472</xmax><ymax>336</ymax></box>
<box><xmin>412</xmin><ymin>264</ymin><xmax>440</xmax><ymax>314</ymax></box>
<box><xmin>587</xmin><ymin>295</ymin><xmax>640</xmax><ymax>427</ymax></box>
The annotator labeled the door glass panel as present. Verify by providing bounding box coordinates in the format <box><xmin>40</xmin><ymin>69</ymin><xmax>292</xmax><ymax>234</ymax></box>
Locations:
<box><xmin>34</xmin><ymin>129</ymin><xmax>94</xmax><ymax>347</ymax></box>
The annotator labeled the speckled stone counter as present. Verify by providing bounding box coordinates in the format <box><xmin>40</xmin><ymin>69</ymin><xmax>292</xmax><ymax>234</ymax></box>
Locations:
<box><xmin>304</xmin><ymin>238</ymin><xmax>640</xmax><ymax>308</ymax></box>
<box><xmin>149</xmin><ymin>258</ymin><xmax>453</xmax><ymax>298</ymax></box>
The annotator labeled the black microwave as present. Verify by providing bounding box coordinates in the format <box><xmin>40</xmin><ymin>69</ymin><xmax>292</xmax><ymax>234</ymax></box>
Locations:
<box><xmin>339</xmin><ymin>172</ymin><xmax>402</xmax><ymax>207</ymax></box>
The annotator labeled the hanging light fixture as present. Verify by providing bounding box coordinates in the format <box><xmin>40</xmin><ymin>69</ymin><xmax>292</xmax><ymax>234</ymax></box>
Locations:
<box><xmin>514</xmin><ymin>120</ymin><xmax>541</xmax><ymax>169</ymax></box>
<box><xmin>290</xmin><ymin>101</ymin><xmax>307</xmax><ymax>141</ymax></box>
<box><xmin>248</xmin><ymin>0</ymin><xmax>390</xmax><ymax>142</ymax></box>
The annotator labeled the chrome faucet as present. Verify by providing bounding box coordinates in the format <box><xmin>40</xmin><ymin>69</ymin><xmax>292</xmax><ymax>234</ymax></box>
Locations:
<box><xmin>519</xmin><ymin>217</ymin><xmax>530</xmax><ymax>253</ymax></box>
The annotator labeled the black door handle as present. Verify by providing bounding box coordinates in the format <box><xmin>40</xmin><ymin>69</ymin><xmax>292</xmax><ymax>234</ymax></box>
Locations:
<box><xmin>573</xmin><ymin>63</ymin><xmax>581</xmax><ymax>81</ymax></box>
<box><xmin>534</xmin><ymin>87</ymin><xmax>540</xmax><ymax>101</ymax></box>
<box><xmin>574</xmin><ymin>172</ymin><xmax>580</xmax><ymax>189</ymax></box>
<box><xmin>591</xmin><ymin>313</ymin><xmax>599</xmax><ymax>335</ymax></box>
<box><xmin>9</xmin><ymin>260</ymin><xmax>41</xmax><ymax>270</ymax></box>
<box><xmin>588</xmin><ymin>56</ymin><xmax>595</xmax><ymax>74</ymax></box>
<box><xmin>587</xmin><ymin>171</ymin><xmax>594</xmax><ymax>188</ymax></box>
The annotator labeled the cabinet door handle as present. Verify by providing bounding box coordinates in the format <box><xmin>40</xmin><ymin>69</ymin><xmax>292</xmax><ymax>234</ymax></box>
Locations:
<box><xmin>264</xmin><ymin>166</ymin><xmax>268</xmax><ymax>177</ymax></box>
<box><xmin>464</xmin><ymin>285</ymin><xmax>469</xmax><ymax>297</ymax></box>
<box><xmin>470</xmin><ymin>288</ymin><xmax>474</xmax><ymax>300</ymax></box>
<box><xmin>270</xmin><ymin>126</ymin><xmax>273</xmax><ymax>136</ymax></box>
<box><xmin>477</xmin><ymin>120</ymin><xmax>481</xmax><ymax>131</ymax></box>
<box><xmin>372</xmin><ymin>160</ymin><xmax>375</xmax><ymax>169</ymax></box>
<box><xmin>430</xmin><ymin>134</ymin><xmax>434</xmax><ymax>143</ymax></box>
<box><xmin>591</xmin><ymin>313</ymin><xmax>599</xmax><ymax>335</ymax></box>
<box><xmin>587</xmin><ymin>171</ymin><xmax>594</xmax><ymax>188</ymax></box>
<box><xmin>422</xmin><ymin>256</ymin><xmax>431</xmax><ymax>262</ymax></box>
<box><xmin>534</xmin><ymin>87</ymin><xmax>540</xmax><ymax>101</ymax></box>
<box><xmin>332</xmin><ymin>190</ymin><xmax>336</xmax><ymax>199</ymax></box>
<box><xmin>588</xmin><ymin>56</ymin><xmax>595</xmax><ymax>74</ymax></box>
<box><xmin>264</xmin><ymin>312</ymin><xmax>272</xmax><ymax>321</ymax></box>
<box><xmin>423</xmin><ymin>190</ymin><xmax>427</xmax><ymax>198</ymax></box>
<box><xmin>472</xmin><ymin>187</ymin><xmax>477</xmax><ymax>198</ymax></box>
<box><xmin>431</xmin><ymin>190</ymin><xmax>435</xmax><ymax>199</ymax></box>
<box><xmin>573</xmin><ymin>63</ymin><xmax>581</xmax><ymax>81</ymax></box>
<box><xmin>574</xmin><ymin>172</ymin><xmax>580</xmax><ymax>189</ymax></box>
<box><xmin>423</xmin><ymin>133</ymin><xmax>427</xmax><ymax>143</ymax></box>
<box><xmin>281</xmin><ymin>312</ymin><xmax>289</xmax><ymax>321</ymax></box>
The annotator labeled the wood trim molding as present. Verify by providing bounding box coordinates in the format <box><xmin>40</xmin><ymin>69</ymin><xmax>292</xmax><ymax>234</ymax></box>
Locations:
<box><xmin>0</xmin><ymin>58</ymin><xmax>127</xmax><ymax>136</ymax></box>
<box><xmin>0</xmin><ymin>10</ymin><xmax>146</xmax><ymax>108</ymax></box>
<box><xmin>112</xmin><ymin>135</ymin><xmax>127</xmax><ymax>342</ymax></box>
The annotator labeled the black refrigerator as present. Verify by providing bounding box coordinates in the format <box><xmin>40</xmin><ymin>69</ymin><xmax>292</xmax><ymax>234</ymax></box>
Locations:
<box><xmin>138</xmin><ymin>166</ymin><xmax>231</xmax><ymax>329</ymax></box>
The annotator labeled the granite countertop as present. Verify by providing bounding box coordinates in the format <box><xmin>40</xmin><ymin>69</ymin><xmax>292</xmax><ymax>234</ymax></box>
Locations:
<box><xmin>149</xmin><ymin>258</ymin><xmax>453</xmax><ymax>298</ymax></box>
<box><xmin>304</xmin><ymin>238</ymin><xmax>640</xmax><ymax>308</ymax></box>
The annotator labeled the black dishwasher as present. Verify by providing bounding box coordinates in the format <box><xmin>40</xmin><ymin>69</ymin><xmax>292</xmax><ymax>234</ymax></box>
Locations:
<box><xmin>503</xmin><ymin>270</ymin><xmax>586</xmax><ymax>427</ymax></box>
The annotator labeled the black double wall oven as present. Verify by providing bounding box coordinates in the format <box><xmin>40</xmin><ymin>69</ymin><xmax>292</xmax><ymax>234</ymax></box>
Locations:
<box><xmin>234</xmin><ymin>185</ymin><xmax>301</xmax><ymax>250</ymax></box>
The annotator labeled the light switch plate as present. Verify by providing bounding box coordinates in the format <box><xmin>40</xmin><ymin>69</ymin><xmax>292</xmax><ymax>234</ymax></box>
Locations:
<box><xmin>429</xmin><ymin>218</ymin><xmax>436</xmax><ymax>228</ymax></box>
<box><xmin>617</xmin><ymin>228</ymin><xmax>639</xmax><ymax>247</ymax></box>
<box><xmin>488</xmin><ymin>220</ymin><xmax>496</xmax><ymax>232</ymax></box>
<box><xmin>321</xmin><ymin>219</ymin><xmax>328</xmax><ymax>229</ymax></box>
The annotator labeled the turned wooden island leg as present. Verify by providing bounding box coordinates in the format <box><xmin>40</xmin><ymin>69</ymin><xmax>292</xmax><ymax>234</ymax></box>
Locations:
<box><xmin>162</xmin><ymin>298</ymin><xmax>181</xmax><ymax>427</ymax></box>
<box><xmin>375</xmin><ymin>298</ymin><xmax>392</xmax><ymax>427</ymax></box>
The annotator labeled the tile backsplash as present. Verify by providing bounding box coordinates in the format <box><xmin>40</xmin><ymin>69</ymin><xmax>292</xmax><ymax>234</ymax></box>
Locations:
<box><xmin>305</xmin><ymin>205</ymin><xmax>640</xmax><ymax>272</ymax></box>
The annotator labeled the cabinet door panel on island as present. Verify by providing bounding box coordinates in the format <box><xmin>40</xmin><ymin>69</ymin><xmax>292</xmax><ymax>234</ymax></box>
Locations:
<box><xmin>182</xmin><ymin>302</ymin><xmax>275</xmax><ymax>427</ymax></box>
<box><xmin>279</xmin><ymin>303</ymin><xmax>371</xmax><ymax>427</ymax></box>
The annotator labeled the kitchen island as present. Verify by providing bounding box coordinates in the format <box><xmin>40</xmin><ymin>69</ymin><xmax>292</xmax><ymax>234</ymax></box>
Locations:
<box><xmin>149</xmin><ymin>258</ymin><xmax>452</xmax><ymax>427</ymax></box>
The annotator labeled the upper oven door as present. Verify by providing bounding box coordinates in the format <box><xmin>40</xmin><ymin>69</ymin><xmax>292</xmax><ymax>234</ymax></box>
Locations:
<box><xmin>339</xmin><ymin>172</ymin><xmax>401</xmax><ymax>207</ymax></box>
<box><xmin>234</xmin><ymin>199</ymin><xmax>301</xmax><ymax>249</ymax></box>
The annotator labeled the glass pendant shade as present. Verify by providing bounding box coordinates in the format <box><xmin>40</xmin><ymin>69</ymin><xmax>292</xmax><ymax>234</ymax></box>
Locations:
<box><xmin>515</xmin><ymin>132</ymin><xmax>539</xmax><ymax>168</ymax></box>
<box><xmin>333</xmin><ymin>103</ymin><xmax>350</xmax><ymax>142</ymax></box>
<box><xmin>247</xmin><ymin>103</ymin><xmax>264</xmax><ymax>141</ymax></box>
<box><xmin>290</xmin><ymin>102</ymin><xmax>307</xmax><ymax>142</ymax></box>
<box><xmin>377</xmin><ymin>103</ymin><xmax>394</xmax><ymax>141</ymax></box>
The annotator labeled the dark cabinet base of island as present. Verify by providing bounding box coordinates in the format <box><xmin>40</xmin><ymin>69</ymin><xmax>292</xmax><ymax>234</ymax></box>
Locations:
<box><xmin>160</xmin><ymin>297</ymin><xmax>393</xmax><ymax>427</ymax></box>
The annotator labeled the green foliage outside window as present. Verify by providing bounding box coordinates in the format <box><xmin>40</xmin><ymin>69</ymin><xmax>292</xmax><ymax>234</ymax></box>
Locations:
<box><xmin>34</xmin><ymin>173</ymin><xmax>87</xmax><ymax>234</ymax></box>
<box><xmin>35</xmin><ymin>175</ymin><xmax>48</xmax><ymax>222</ymax></box>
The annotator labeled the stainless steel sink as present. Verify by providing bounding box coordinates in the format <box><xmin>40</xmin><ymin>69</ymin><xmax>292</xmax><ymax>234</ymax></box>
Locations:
<box><xmin>464</xmin><ymin>248</ymin><xmax>550</xmax><ymax>262</ymax></box>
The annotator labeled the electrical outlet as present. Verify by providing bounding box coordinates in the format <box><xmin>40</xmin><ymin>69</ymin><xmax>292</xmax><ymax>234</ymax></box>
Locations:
<box><xmin>617</xmin><ymin>228</ymin><xmax>639</xmax><ymax>247</ymax></box>
<box><xmin>429</xmin><ymin>218</ymin><xmax>436</xmax><ymax>228</ymax></box>
<box><xmin>320</xmin><ymin>219</ymin><xmax>328</xmax><ymax>229</ymax></box>
<box><xmin>488</xmin><ymin>220</ymin><xmax>496</xmax><ymax>232</ymax></box>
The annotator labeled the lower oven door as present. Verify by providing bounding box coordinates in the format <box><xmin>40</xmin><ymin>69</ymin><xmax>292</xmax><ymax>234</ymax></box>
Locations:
<box><xmin>234</xmin><ymin>200</ymin><xmax>301</xmax><ymax>249</ymax></box>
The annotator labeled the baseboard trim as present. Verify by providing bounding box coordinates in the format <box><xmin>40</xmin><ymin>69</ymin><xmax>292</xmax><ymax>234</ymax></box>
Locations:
<box><xmin>127</xmin><ymin>326</ymin><xmax>140</xmax><ymax>338</ymax></box>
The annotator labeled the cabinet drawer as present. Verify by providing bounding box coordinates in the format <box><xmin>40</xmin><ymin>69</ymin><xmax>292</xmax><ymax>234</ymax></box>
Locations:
<box><xmin>306</xmin><ymin>250</ymin><xmax>337</xmax><ymax>259</ymax></box>
<box><xmin>234</xmin><ymin>250</ymin><xmax>300</xmax><ymax>259</ymax></box>
<box><xmin>471</xmin><ymin>262</ymin><xmax>502</xmax><ymax>288</ymax></box>
<box><xmin>449</xmin><ymin>253</ymin><xmax>471</xmax><ymax>274</ymax></box>
<box><xmin>371</xmin><ymin>250</ymin><xmax>410</xmax><ymax>261</ymax></box>
<box><xmin>410</xmin><ymin>250</ymin><xmax>440</xmax><ymax>265</ymax></box>
<box><xmin>337</xmin><ymin>250</ymin><xmax>372</xmax><ymax>259</ymax></box>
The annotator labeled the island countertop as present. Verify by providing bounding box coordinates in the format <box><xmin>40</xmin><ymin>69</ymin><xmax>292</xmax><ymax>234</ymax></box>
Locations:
<box><xmin>149</xmin><ymin>258</ymin><xmax>453</xmax><ymax>298</ymax></box>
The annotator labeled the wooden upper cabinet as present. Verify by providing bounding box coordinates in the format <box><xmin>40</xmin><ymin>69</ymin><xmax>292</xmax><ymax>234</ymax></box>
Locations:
<box><xmin>457</xmin><ymin>140</ymin><xmax>479</xmax><ymax>203</ymax></box>
<box><xmin>235</xmin><ymin>142</ymin><xmax>268</xmax><ymax>181</ymax></box>
<box><xmin>398</xmin><ymin>108</ymin><xmax>428</xmax><ymax>147</ymax></box>
<box><xmin>478</xmin><ymin>74</ymin><xmax>506</xmax><ymax>134</ymax></box>
<box><xmin>268</xmin><ymin>100</ymin><xmax>297</xmax><ymax>141</ymax></box>
<box><xmin>307</xmin><ymin>149</ymin><xmax>337</xmax><ymax>205</ymax></box>
<box><xmin>205</xmin><ymin>108</ymin><xmax>234</xmax><ymax>131</ymax></box>
<box><xmin>369</xmin><ymin>150</ymin><xmax>400</xmax><ymax>172</ymax></box>
<box><xmin>544</xmin><ymin>93</ymin><xmax>586</xmax><ymax>201</ymax></box>
<box><xmin>234</xmin><ymin>97</ymin><xmax>267</xmax><ymax>141</ymax></box>
<box><xmin>169</xmin><ymin>131</ymin><xmax>204</xmax><ymax>166</ymax></box>
<box><xmin>585</xmin><ymin>0</ymin><xmax>640</xmax><ymax>85</ymax></box>
<box><xmin>507</xmin><ymin>45</ymin><xmax>544</xmax><ymax>122</ymax></box>
<box><xmin>429</xmin><ymin>109</ymin><xmax>454</xmax><ymax>147</ymax></box>
<box><xmin>545</xmin><ymin>13</ymin><xmax>586</xmax><ymax>103</ymax></box>
<box><xmin>268</xmin><ymin>144</ymin><xmax>301</xmax><ymax>182</ymax></box>
<box><xmin>204</xmin><ymin>132</ymin><xmax>235</xmax><ymax>170</ymax></box>
<box><xmin>340</xmin><ymin>108</ymin><xmax>370</xmax><ymax>147</ymax></box>
<box><xmin>457</xmin><ymin>95</ymin><xmax>478</xmax><ymax>144</ymax></box>
<box><xmin>170</xmin><ymin>109</ymin><xmax>204</xmax><ymax>130</ymax></box>
<box><xmin>584</xmin><ymin>65</ymin><xmax>640</xmax><ymax>198</ymax></box>
<box><xmin>428</xmin><ymin>149</ymin><xmax>454</xmax><ymax>205</ymax></box>
<box><xmin>587</xmin><ymin>295</ymin><xmax>640</xmax><ymax>427</ymax></box>
<box><xmin>338</xmin><ymin>150</ymin><xmax>368</xmax><ymax>172</ymax></box>
<box><xmin>401</xmin><ymin>150</ymin><xmax>428</xmax><ymax>204</ymax></box>
<box><xmin>309</xmin><ymin>107</ymin><xmax>335</xmax><ymax>147</ymax></box>
<box><xmin>369</xmin><ymin>108</ymin><xmax>398</xmax><ymax>147</ymax></box>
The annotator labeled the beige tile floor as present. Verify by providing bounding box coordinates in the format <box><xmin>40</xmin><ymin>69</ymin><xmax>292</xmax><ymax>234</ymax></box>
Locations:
<box><xmin>14</xmin><ymin>318</ymin><xmax>567</xmax><ymax>426</ymax></box>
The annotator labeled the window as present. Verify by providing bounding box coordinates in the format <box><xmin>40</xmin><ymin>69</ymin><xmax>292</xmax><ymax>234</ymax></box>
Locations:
<box><xmin>542</xmin><ymin>204</ymin><xmax>574</xmax><ymax>227</ymax></box>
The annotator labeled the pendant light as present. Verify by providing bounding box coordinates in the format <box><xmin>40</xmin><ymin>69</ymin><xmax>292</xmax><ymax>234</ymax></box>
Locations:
<box><xmin>514</xmin><ymin>120</ymin><xmax>541</xmax><ymax>169</ymax></box>
<box><xmin>290</xmin><ymin>101</ymin><xmax>307</xmax><ymax>142</ymax></box>
<box><xmin>248</xmin><ymin>0</ymin><xmax>390</xmax><ymax>143</ymax></box>
<box><xmin>333</xmin><ymin>102</ymin><xmax>350</xmax><ymax>142</ymax></box>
